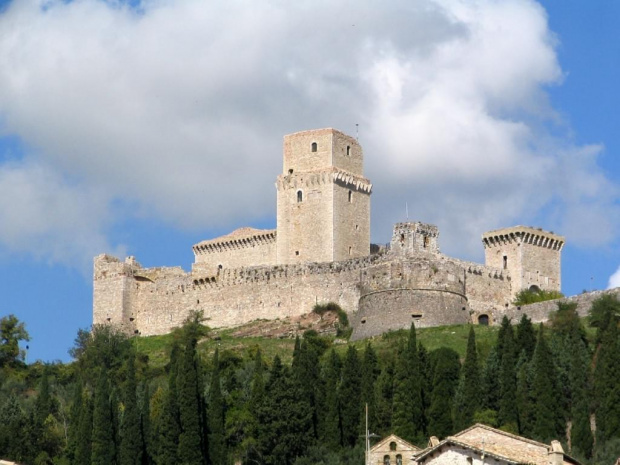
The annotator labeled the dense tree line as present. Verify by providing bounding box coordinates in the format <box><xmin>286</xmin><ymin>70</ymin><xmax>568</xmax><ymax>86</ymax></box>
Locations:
<box><xmin>1</xmin><ymin>295</ymin><xmax>620</xmax><ymax>464</ymax></box>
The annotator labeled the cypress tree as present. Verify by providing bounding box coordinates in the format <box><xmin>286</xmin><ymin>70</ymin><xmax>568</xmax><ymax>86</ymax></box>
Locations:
<box><xmin>245</xmin><ymin>348</ymin><xmax>265</xmax><ymax>464</ymax></box>
<box><xmin>392</xmin><ymin>324</ymin><xmax>424</xmax><ymax>444</ymax></box>
<box><xmin>515</xmin><ymin>314</ymin><xmax>536</xmax><ymax>360</ymax></box>
<box><xmin>111</xmin><ymin>387</ymin><xmax>121</xmax><ymax>464</ymax></box>
<box><xmin>177</xmin><ymin>336</ymin><xmax>205</xmax><ymax>465</ymax></box>
<box><xmin>294</xmin><ymin>340</ymin><xmax>321</xmax><ymax>440</ymax></box>
<box><xmin>339</xmin><ymin>345</ymin><xmax>362</xmax><ymax>447</ymax></box>
<box><xmin>515</xmin><ymin>352</ymin><xmax>533</xmax><ymax>436</ymax></box>
<box><xmin>92</xmin><ymin>367</ymin><xmax>114</xmax><ymax>465</ymax></box>
<box><xmin>34</xmin><ymin>366</ymin><xmax>53</xmax><ymax>428</ymax></box>
<box><xmin>140</xmin><ymin>382</ymin><xmax>154</xmax><ymax>465</ymax></box>
<box><xmin>530</xmin><ymin>324</ymin><xmax>562</xmax><ymax>442</ymax></box>
<box><xmin>480</xmin><ymin>348</ymin><xmax>501</xmax><ymax>412</ymax></box>
<box><xmin>498</xmin><ymin>321</ymin><xmax>518</xmax><ymax>430</ymax></box>
<box><xmin>454</xmin><ymin>326</ymin><xmax>480</xmax><ymax>431</ymax></box>
<box><xmin>67</xmin><ymin>378</ymin><xmax>84</xmax><ymax>461</ymax></box>
<box><xmin>594</xmin><ymin>321</ymin><xmax>620</xmax><ymax>445</ymax></box>
<box><xmin>374</xmin><ymin>357</ymin><xmax>395</xmax><ymax>436</ymax></box>
<box><xmin>250</xmin><ymin>348</ymin><xmax>265</xmax><ymax>411</ymax></box>
<box><xmin>418</xmin><ymin>342</ymin><xmax>431</xmax><ymax>435</ymax></box>
<box><xmin>75</xmin><ymin>395</ymin><xmax>93</xmax><ymax>465</ymax></box>
<box><xmin>157</xmin><ymin>373</ymin><xmax>180</xmax><ymax>464</ymax></box>
<box><xmin>120</xmin><ymin>353</ymin><xmax>142</xmax><ymax>465</ymax></box>
<box><xmin>208</xmin><ymin>349</ymin><xmax>226</xmax><ymax>465</ymax></box>
<box><xmin>157</xmin><ymin>342</ymin><xmax>181</xmax><ymax>464</ymax></box>
<box><xmin>569</xmin><ymin>338</ymin><xmax>593</xmax><ymax>459</ymax></box>
<box><xmin>427</xmin><ymin>348</ymin><xmax>460</xmax><ymax>438</ymax></box>
<box><xmin>360</xmin><ymin>343</ymin><xmax>380</xmax><ymax>435</ymax></box>
<box><xmin>257</xmin><ymin>356</ymin><xmax>312</xmax><ymax>464</ymax></box>
<box><xmin>320</xmin><ymin>349</ymin><xmax>342</xmax><ymax>450</ymax></box>
<box><xmin>292</xmin><ymin>335</ymin><xmax>301</xmax><ymax>369</ymax></box>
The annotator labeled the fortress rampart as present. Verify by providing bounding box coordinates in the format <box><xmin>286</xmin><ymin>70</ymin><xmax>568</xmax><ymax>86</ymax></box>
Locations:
<box><xmin>94</xmin><ymin>128</ymin><xmax>575</xmax><ymax>339</ymax></box>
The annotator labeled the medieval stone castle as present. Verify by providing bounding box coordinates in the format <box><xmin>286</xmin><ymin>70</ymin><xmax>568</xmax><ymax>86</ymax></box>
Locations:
<box><xmin>94</xmin><ymin>128</ymin><xmax>577</xmax><ymax>339</ymax></box>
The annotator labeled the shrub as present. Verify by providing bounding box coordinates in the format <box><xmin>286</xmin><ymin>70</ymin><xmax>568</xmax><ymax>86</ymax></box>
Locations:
<box><xmin>513</xmin><ymin>289</ymin><xmax>563</xmax><ymax>306</ymax></box>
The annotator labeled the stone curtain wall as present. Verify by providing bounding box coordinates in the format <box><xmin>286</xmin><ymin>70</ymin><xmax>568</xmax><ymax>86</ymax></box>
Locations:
<box><xmin>95</xmin><ymin>254</ymin><xmax>389</xmax><ymax>337</ymax></box>
<box><xmin>95</xmin><ymin>247</ymin><xmax>521</xmax><ymax>338</ymax></box>
<box><xmin>501</xmin><ymin>287</ymin><xmax>620</xmax><ymax>324</ymax></box>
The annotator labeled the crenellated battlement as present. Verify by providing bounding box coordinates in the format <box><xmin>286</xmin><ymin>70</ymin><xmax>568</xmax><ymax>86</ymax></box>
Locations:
<box><xmin>193</xmin><ymin>228</ymin><xmax>276</xmax><ymax>257</ymax></box>
<box><xmin>192</xmin><ymin>253</ymin><xmax>385</xmax><ymax>289</ymax></box>
<box><xmin>275</xmin><ymin>167</ymin><xmax>372</xmax><ymax>193</ymax></box>
<box><xmin>482</xmin><ymin>226</ymin><xmax>564</xmax><ymax>251</ymax></box>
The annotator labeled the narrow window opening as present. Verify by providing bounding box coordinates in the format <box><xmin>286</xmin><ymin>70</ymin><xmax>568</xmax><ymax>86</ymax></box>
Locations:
<box><xmin>396</xmin><ymin>455</ymin><xmax>403</xmax><ymax>465</ymax></box>
<box><xmin>355</xmin><ymin>224</ymin><xmax>359</xmax><ymax>230</ymax></box>
<box><xmin>411</xmin><ymin>313</ymin><xmax>422</xmax><ymax>319</ymax></box>
<box><xmin>348</xmin><ymin>246</ymin><xmax>352</xmax><ymax>255</ymax></box>
<box><xmin>503</xmin><ymin>255</ymin><xmax>508</xmax><ymax>269</ymax></box>
<box><xmin>311</xmin><ymin>142</ymin><xmax>317</xmax><ymax>152</ymax></box>
<box><xmin>288</xmin><ymin>169</ymin><xmax>293</xmax><ymax>174</ymax></box>
<box><xmin>297</xmin><ymin>190</ymin><xmax>303</xmax><ymax>202</ymax></box>
<box><xmin>400</xmin><ymin>233</ymin><xmax>405</xmax><ymax>244</ymax></box>
<box><xmin>295</xmin><ymin>251</ymin><xmax>300</xmax><ymax>256</ymax></box>
<box><xmin>424</xmin><ymin>236</ymin><xmax>429</xmax><ymax>248</ymax></box>
<box><xmin>346</xmin><ymin>145</ymin><xmax>351</xmax><ymax>156</ymax></box>
<box><xmin>348</xmin><ymin>190</ymin><xmax>352</xmax><ymax>202</ymax></box>
<box><xmin>390</xmin><ymin>442</ymin><xmax>397</xmax><ymax>451</ymax></box>
<box><xmin>384</xmin><ymin>455</ymin><xmax>391</xmax><ymax>465</ymax></box>
<box><xmin>467</xmin><ymin>458</ymin><xmax>473</xmax><ymax>465</ymax></box>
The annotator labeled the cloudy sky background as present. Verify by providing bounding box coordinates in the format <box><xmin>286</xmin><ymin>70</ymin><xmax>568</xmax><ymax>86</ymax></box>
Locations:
<box><xmin>0</xmin><ymin>0</ymin><xmax>618</xmax><ymax>361</ymax></box>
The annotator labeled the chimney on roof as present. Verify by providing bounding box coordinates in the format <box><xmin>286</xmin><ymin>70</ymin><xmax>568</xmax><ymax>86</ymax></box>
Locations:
<box><xmin>548</xmin><ymin>440</ymin><xmax>564</xmax><ymax>465</ymax></box>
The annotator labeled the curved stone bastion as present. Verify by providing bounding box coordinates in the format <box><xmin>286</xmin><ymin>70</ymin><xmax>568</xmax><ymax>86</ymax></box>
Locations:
<box><xmin>350</xmin><ymin>257</ymin><xmax>470</xmax><ymax>340</ymax></box>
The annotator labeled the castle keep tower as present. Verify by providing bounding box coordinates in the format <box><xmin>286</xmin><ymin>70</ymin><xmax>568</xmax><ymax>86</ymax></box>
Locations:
<box><xmin>482</xmin><ymin>226</ymin><xmax>564</xmax><ymax>297</ymax></box>
<box><xmin>275</xmin><ymin>128</ymin><xmax>372</xmax><ymax>264</ymax></box>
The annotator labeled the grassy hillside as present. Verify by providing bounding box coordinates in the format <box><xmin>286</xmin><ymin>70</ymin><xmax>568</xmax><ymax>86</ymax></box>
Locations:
<box><xmin>134</xmin><ymin>322</ymin><xmax>502</xmax><ymax>369</ymax></box>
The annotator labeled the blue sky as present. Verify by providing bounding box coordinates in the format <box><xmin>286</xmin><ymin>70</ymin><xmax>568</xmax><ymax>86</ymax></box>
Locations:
<box><xmin>0</xmin><ymin>0</ymin><xmax>618</xmax><ymax>362</ymax></box>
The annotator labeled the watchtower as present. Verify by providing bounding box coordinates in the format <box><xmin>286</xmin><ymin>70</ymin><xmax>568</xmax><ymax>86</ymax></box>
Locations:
<box><xmin>482</xmin><ymin>226</ymin><xmax>564</xmax><ymax>297</ymax></box>
<box><xmin>390</xmin><ymin>222</ymin><xmax>439</xmax><ymax>257</ymax></box>
<box><xmin>275</xmin><ymin>128</ymin><xmax>372</xmax><ymax>264</ymax></box>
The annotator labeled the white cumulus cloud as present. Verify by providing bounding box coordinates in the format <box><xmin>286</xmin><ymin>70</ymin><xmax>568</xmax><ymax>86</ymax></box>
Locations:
<box><xmin>0</xmin><ymin>0</ymin><xmax>617</xmax><ymax>265</ymax></box>
<box><xmin>608</xmin><ymin>266</ymin><xmax>620</xmax><ymax>290</ymax></box>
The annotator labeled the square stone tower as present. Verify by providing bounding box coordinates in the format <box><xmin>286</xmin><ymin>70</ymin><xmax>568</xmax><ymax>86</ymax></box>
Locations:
<box><xmin>275</xmin><ymin>128</ymin><xmax>372</xmax><ymax>264</ymax></box>
<box><xmin>390</xmin><ymin>222</ymin><xmax>440</xmax><ymax>257</ymax></box>
<box><xmin>482</xmin><ymin>226</ymin><xmax>564</xmax><ymax>297</ymax></box>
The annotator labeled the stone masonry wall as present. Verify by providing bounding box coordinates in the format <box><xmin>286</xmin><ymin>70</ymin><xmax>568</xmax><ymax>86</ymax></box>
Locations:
<box><xmin>332</xmin><ymin>179</ymin><xmax>370</xmax><ymax>261</ymax></box>
<box><xmin>94</xmin><ymin>253</ymin><xmax>390</xmax><ymax>336</ymax></box>
<box><xmin>192</xmin><ymin>229</ymin><xmax>277</xmax><ymax>275</ymax></box>
<box><xmin>500</xmin><ymin>287</ymin><xmax>620</xmax><ymax>324</ymax></box>
<box><xmin>276</xmin><ymin>170</ymin><xmax>335</xmax><ymax>264</ymax></box>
